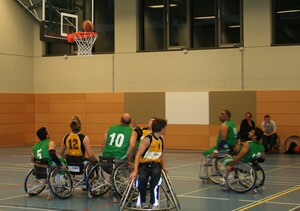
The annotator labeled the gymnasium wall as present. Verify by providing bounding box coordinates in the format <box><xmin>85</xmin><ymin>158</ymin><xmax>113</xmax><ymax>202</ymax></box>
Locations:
<box><xmin>0</xmin><ymin>1</ymin><xmax>34</xmax><ymax>93</ymax></box>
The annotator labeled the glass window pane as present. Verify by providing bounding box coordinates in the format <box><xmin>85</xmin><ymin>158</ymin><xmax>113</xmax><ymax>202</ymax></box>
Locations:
<box><xmin>220</xmin><ymin>0</ymin><xmax>241</xmax><ymax>45</ymax></box>
<box><xmin>141</xmin><ymin>0</ymin><xmax>165</xmax><ymax>51</ymax></box>
<box><xmin>192</xmin><ymin>0</ymin><xmax>216</xmax><ymax>48</ymax></box>
<box><xmin>169</xmin><ymin>0</ymin><xmax>188</xmax><ymax>47</ymax></box>
<box><xmin>94</xmin><ymin>0</ymin><xmax>114</xmax><ymax>53</ymax></box>
<box><xmin>274</xmin><ymin>0</ymin><xmax>300</xmax><ymax>44</ymax></box>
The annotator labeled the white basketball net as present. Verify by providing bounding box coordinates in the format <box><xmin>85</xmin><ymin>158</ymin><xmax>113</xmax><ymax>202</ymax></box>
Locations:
<box><xmin>73</xmin><ymin>32</ymin><xmax>98</xmax><ymax>56</ymax></box>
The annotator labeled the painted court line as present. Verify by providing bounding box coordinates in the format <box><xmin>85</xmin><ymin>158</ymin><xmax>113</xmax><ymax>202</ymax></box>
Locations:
<box><xmin>289</xmin><ymin>205</ymin><xmax>300</xmax><ymax>211</ymax></box>
<box><xmin>180</xmin><ymin>185</ymin><xmax>217</xmax><ymax>196</ymax></box>
<box><xmin>177</xmin><ymin>195</ymin><xmax>229</xmax><ymax>201</ymax></box>
<box><xmin>239</xmin><ymin>199</ymin><xmax>300</xmax><ymax>206</ymax></box>
<box><xmin>0</xmin><ymin>194</ymin><xmax>25</xmax><ymax>201</ymax></box>
<box><xmin>233</xmin><ymin>185</ymin><xmax>300</xmax><ymax>211</ymax></box>
<box><xmin>0</xmin><ymin>205</ymin><xmax>59</xmax><ymax>211</ymax></box>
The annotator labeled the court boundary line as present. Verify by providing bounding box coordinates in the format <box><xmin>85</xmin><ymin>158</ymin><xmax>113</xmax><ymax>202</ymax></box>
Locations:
<box><xmin>0</xmin><ymin>205</ymin><xmax>60</xmax><ymax>211</ymax></box>
<box><xmin>232</xmin><ymin>185</ymin><xmax>300</xmax><ymax>211</ymax></box>
<box><xmin>289</xmin><ymin>205</ymin><xmax>300</xmax><ymax>211</ymax></box>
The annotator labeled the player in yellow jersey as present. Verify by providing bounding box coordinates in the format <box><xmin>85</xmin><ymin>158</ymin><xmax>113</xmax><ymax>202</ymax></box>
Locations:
<box><xmin>130</xmin><ymin>118</ymin><xmax>168</xmax><ymax>209</ymax></box>
<box><xmin>59</xmin><ymin>115</ymin><xmax>97</xmax><ymax>163</ymax></box>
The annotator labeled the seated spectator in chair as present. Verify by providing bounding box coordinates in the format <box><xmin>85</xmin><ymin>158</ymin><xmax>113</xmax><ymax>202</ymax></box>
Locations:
<box><xmin>32</xmin><ymin>127</ymin><xmax>67</xmax><ymax>171</ymax></box>
<box><xmin>59</xmin><ymin>115</ymin><xmax>97</xmax><ymax>163</ymax></box>
<box><xmin>261</xmin><ymin>115</ymin><xmax>277</xmax><ymax>152</ymax></box>
<box><xmin>223</xmin><ymin>127</ymin><xmax>266</xmax><ymax>174</ymax></box>
<box><xmin>239</xmin><ymin>112</ymin><xmax>255</xmax><ymax>141</ymax></box>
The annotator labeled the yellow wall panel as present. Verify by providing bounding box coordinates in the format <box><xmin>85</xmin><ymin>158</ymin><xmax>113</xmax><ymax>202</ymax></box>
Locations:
<box><xmin>86</xmin><ymin>103</ymin><xmax>124</xmax><ymax>114</ymax></box>
<box><xmin>86</xmin><ymin>93</ymin><xmax>124</xmax><ymax>103</ymax></box>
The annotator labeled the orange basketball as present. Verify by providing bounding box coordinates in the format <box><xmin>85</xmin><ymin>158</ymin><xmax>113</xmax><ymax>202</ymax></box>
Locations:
<box><xmin>82</xmin><ymin>20</ymin><xmax>94</xmax><ymax>32</ymax></box>
<box><xmin>294</xmin><ymin>146</ymin><xmax>300</xmax><ymax>154</ymax></box>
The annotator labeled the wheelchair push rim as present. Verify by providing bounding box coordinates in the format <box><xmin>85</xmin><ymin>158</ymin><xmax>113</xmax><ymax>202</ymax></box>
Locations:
<box><xmin>24</xmin><ymin>168</ymin><xmax>47</xmax><ymax>196</ymax></box>
<box><xmin>87</xmin><ymin>164</ymin><xmax>111</xmax><ymax>197</ymax></box>
<box><xmin>226</xmin><ymin>163</ymin><xmax>257</xmax><ymax>193</ymax></box>
<box><xmin>48</xmin><ymin>167</ymin><xmax>73</xmax><ymax>199</ymax></box>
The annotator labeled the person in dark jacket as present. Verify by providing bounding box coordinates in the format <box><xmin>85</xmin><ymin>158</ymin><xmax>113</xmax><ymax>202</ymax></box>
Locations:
<box><xmin>239</xmin><ymin>112</ymin><xmax>256</xmax><ymax>141</ymax></box>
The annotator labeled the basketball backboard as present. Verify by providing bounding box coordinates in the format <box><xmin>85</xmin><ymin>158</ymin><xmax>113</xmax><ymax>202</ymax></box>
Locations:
<box><xmin>16</xmin><ymin>0</ymin><xmax>94</xmax><ymax>42</ymax></box>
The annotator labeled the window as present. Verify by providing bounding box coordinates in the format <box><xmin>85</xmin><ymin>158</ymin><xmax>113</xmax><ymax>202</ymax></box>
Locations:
<box><xmin>139</xmin><ymin>0</ymin><xmax>243</xmax><ymax>51</ymax></box>
<box><xmin>273</xmin><ymin>0</ymin><xmax>300</xmax><ymax>45</ymax></box>
<box><xmin>44</xmin><ymin>0</ymin><xmax>114</xmax><ymax>56</ymax></box>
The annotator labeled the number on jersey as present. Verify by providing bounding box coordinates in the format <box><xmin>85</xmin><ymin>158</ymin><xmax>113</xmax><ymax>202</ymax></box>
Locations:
<box><xmin>109</xmin><ymin>133</ymin><xmax>125</xmax><ymax>147</ymax></box>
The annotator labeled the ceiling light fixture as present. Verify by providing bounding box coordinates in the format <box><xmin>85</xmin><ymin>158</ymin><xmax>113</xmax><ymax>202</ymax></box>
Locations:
<box><xmin>277</xmin><ymin>9</ymin><xmax>300</xmax><ymax>14</ymax></box>
<box><xmin>193</xmin><ymin>16</ymin><xmax>215</xmax><ymax>20</ymax></box>
<box><xmin>149</xmin><ymin>4</ymin><xmax>177</xmax><ymax>8</ymax></box>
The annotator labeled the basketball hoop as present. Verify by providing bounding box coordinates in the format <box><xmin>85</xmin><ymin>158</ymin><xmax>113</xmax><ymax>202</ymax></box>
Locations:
<box><xmin>67</xmin><ymin>32</ymin><xmax>98</xmax><ymax>56</ymax></box>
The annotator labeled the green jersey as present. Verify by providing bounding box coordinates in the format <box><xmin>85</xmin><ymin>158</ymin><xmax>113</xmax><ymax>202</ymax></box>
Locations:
<box><xmin>242</xmin><ymin>141</ymin><xmax>264</xmax><ymax>163</ymax></box>
<box><xmin>103</xmin><ymin>125</ymin><xmax>133</xmax><ymax>160</ymax></box>
<box><xmin>32</xmin><ymin>140</ymin><xmax>52</xmax><ymax>165</ymax></box>
<box><xmin>217</xmin><ymin>120</ymin><xmax>237</xmax><ymax>148</ymax></box>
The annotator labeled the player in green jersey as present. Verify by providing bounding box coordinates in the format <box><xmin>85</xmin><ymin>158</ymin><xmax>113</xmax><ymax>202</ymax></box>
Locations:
<box><xmin>200</xmin><ymin>110</ymin><xmax>237</xmax><ymax>180</ymax></box>
<box><xmin>102</xmin><ymin>113</ymin><xmax>137</xmax><ymax>163</ymax></box>
<box><xmin>31</xmin><ymin>127</ymin><xmax>66</xmax><ymax>171</ymax></box>
<box><xmin>223</xmin><ymin>127</ymin><xmax>266</xmax><ymax>171</ymax></box>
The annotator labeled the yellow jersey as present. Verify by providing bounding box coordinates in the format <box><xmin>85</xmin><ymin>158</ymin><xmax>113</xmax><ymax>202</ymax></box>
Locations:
<box><xmin>140</xmin><ymin>133</ymin><xmax>164</xmax><ymax>163</ymax></box>
<box><xmin>63</xmin><ymin>133</ymin><xmax>88</xmax><ymax>158</ymax></box>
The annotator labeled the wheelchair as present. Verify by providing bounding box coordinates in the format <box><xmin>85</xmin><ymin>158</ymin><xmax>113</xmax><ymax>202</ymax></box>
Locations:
<box><xmin>199</xmin><ymin>150</ymin><xmax>235</xmax><ymax>185</ymax></box>
<box><xmin>223</xmin><ymin>161</ymin><xmax>265</xmax><ymax>193</ymax></box>
<box><xmin>24</xmin><ymin>158</ymin><xmax>73</xmax><ymax>199</ymax></box>
<box><xmin>284</xmin><ymin>135</ymin><xmax>300</xmax><ymax>152</ymax></box>
<box><xmin>65</xmin><ymin>155</ymin><xmax>94</xmax><ymax>192</ymax></box>
<box><xmin>119</xmin><ymin>170</ymin><xmax>181</xmax><ymax>211</ymax></box>
<box><xmin>86</xmin><ymin>156</ymin><xmax>133</xmax><ymax>202</ymax></box>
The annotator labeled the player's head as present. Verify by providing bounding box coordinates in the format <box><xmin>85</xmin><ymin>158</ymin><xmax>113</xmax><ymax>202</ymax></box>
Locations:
<box><xmin>36</xmin><ymin>127</ymin><xmax>49</xmax><ymax>141</ymax></box>
<box><xmin>152</xmin><ymin>118</ymin><xmax>168</xmax><ymax>134</ymax></box>
<box><xmin>245</xmin><ymin>112</ymin><xmax>252</xmax><ymax>121</ymax></box>
<box><xmin>264</xmin><ymin>114</ymin><xmax>270</xmax><ymax>123</ymax></box>
<box><xmin>147</xmin><ymin>117</ymin><xmax>157</xmax><ymax>129</ymax></box>
<box><xmin>251</xmin><ymin>127</ymin><xmax>263</xmax><ymax>141</ymax></box>
<box><xmin>70</xmin><ymin>115</ymin><xmax>81</xmax><ymax>133</ymax></box>
<box><xmin>219</xmin><ymin>110</ymin><xmax>231</xmax><ymax>122</ymax></box>
<box><xmin>121</xmin><ymin>113</ymin><xmax>131</xmax><ymax>126</ymax></box>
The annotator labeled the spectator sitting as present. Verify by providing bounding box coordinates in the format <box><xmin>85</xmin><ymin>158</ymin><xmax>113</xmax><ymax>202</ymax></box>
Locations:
<box><xmin>239</xmin><ymin>112</ymin><xmax>256</xmax><ymax>141</ymax></box>
<box><xmin>261</xmin><ymin>115</ymin><xmax>277</xmax><ymax>152</ymax></box>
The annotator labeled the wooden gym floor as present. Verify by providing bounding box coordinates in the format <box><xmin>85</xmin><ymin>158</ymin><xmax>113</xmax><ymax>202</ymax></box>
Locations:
<box><xmin>0</xmin><ymin>146</ymin><xmax>299</xmax><ymax>211</ymax></box>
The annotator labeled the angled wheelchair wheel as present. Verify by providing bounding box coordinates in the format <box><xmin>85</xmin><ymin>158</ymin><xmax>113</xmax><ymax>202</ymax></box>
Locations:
<box><xmin>24</xmin><ymin>168</ymin><xmax>47</xmax><ymax>196</ymax></box>
<box><xmin>48</xmin><ymin>167</ymin><xmax>73</xmax><ymax>199</ymax></box>
<box><xmin>87</xmin><ymin>164</ymin><xmax>111</xmax><ymax>197</ymax></box>
<box><xmin>226</xmin><ymin>163</ymin><xmax>257</xmax><ymax>193</ymax></box>
<box><xmin>207</xmin><ymin>156</ymin><xmax>228</xmax><ymax>184</ymax></box>
<box><xmin>252</xmin><ymin>163</ymin><xmax>265</xmax><ymax>189</ymax></box>
<box><xmin>161</xmin><ymin>170</ymin><xmax>181</xmax><ymax>211</ymax></box>
<box><xmin>113</xmin><ymin>162</ymin><xmax>137</xmax><ymax>198</ymax></box>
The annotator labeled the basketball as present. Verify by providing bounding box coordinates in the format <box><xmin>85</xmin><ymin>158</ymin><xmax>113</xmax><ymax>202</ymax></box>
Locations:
<box><xmin>294</xmin><ymin>146</ymin><xmax>300</xmax><ymax>154</ymax></box>
<box><xmin>82</xmin><ymin>20</ymin><xmax>94</xmax><ymax>32</ymax></box>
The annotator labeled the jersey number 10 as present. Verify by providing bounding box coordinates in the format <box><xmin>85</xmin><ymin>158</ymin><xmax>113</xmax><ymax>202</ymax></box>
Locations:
<box><xmin>109</xmin><ymin>133</ymin><xmax>125</xmax><ymax>147</ymax></box>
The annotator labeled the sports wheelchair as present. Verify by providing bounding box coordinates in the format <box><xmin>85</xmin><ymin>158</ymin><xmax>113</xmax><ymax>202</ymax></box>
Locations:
<box><xmin>86</xmin><ymin>156</ymin><xmax>133</xmax><ymax>202</ymax></box>
<box><xmin>24</xmin><ymin>156</ymin><xmax>93</xmax><ymax>199</ymax></box>
<box><xmin>199</xmin><ymin>151</ymin><xmax>235</xmax><ymax>185</ymax></box>
<box><xmin>24</xmin><ymin>158</ymin><xmax>73</xmax><ymax>199</ymax></box>
<box><xmin>119</xmin><ymin>170</ymin><xmax>181</xmax><ymax>211</ymax></box>
<box><xmin>222</xmin><ymin>161</ymin><xmax>265</xmax><ymax>193</ymax></box>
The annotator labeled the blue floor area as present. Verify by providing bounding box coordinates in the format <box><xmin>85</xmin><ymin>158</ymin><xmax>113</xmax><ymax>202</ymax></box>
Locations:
<box><xmin>0</xmin><ymin>147</ymin><xmax>299</xmax><ymax>211</ymax></box>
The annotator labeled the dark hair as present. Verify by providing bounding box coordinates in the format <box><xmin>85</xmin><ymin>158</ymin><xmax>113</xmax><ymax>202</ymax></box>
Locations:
<box><xmin>253</xmin><ymin>127</ymin><xmax>263</xmax><ymax>141</ymax></box>
<box><xmin>264</xmin><ymin>114</ymin><xmax>270</xmax><ymax>119</ymax></box>
<box><xmin>223</xmin><ymin>110</ymin><xmax>231</xmax><ymax>118</ymax></box>
<box><xmin>36</xmin><ymin>127</ymin><xmax>48</xmax><ymax>141</ymax></box>
<box><xmin>134</xmin><ymin>126</ymin><xmax>143</xmax><ymax>140</ymax></box>
<box><xmin>152</xmin><ymin>118</ymin><xmax>168</xmax><ymax>133</ymax></box>
<box><xmin>245</xmin><ymin>112</ymin><xmax>252</xmax><ymax>117</ymax></box>
<box><xmin>70</xmin><ymin>115</ymin><xmax>81</xmax><ymax>133</ymax></box>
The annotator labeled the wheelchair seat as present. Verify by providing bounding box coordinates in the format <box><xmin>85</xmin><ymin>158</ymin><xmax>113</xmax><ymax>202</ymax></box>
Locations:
<box><xmin>32</xmin><ymin>158</ymin><xmax>49</xmax><ymax>179</ymax></box>
<box><xmin>99</xmin><ymin>156</ymin><xmax>115</xmax><ymax>174</ymax></box>
<box><xmin>66</xmin><ymin>155</ymin><xmax>85</xmax><ymax>175</ymax></box>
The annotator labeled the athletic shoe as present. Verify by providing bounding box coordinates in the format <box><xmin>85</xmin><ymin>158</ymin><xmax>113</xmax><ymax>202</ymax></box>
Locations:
<box><xmin>219</xmin><ymin>177</ymin><xmax>227</xmax><ymax>186</ymax></box>
<box><xmin>141</xmin><ymin>202</ymin><xmax>149</xmax><ymax>209</ymax></box>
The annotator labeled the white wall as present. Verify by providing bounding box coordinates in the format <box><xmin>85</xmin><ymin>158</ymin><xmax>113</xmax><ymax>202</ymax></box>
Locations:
<box><xmin>0</xmin><ymin>1</ymin><xmax>34</xmax><ymax>93</ymax></box>
<box><xmin>28</xmin><ymin>0</ymin><xmax>300</xmax><ymax>93</ymax></box>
